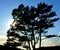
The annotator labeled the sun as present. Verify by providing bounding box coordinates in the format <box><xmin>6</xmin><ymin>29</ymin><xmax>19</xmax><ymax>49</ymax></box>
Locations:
<box><xmin>7</xmin><ymin>19</ymin><xmax>14</xmax><ymax>29</ymax></box>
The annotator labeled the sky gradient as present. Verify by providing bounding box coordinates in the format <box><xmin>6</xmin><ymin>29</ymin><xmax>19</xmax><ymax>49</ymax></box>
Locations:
<box><xmin>0</xmin><ymin>0</ymin><xmax>60</xmax><ymax>36</ymax></box>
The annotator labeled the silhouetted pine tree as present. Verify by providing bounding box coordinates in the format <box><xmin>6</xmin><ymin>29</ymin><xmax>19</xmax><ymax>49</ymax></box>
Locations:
<box><xmin>5</xmin><ymin>21</ymin><xmax>30</xmax><ymax>50</ymax></box>
<box><xmin>5</xmin><ymin>2</ymin><xmax>59</xmax><ymax>50</ymax></box>
<box><xmin>4</xmin><ymin>28</ymin><xmax>21</xmax><ymax>48</ymax></box>
<box><xmin>12</xmin><ymin>3</ymin><xmax>59</xmax><ymax>49</ymax></box>
<box><xmin>36</xmin><ymin>3</ymin><xmax>59</xmax><ymax>47</ymax></box>
<box><xmin>12</xmin><ymin>4</ymin><xmax>38</xmax><ymax>50</ymax></box>
<box><xmin>12</xmin><ymin>4</ymin><xmax>31</xmax><ymax>50</ymax></box>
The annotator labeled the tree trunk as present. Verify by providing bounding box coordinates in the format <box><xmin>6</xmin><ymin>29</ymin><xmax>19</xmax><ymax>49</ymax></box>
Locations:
<box><xmin>26</xmin><ymin>40</ymin><xmax>31</xmax><ymax>50</ymax></box>
<box><xmin>30</xmin><ymin>37</ymin><xmax>33</xmax><ymax>50</ymax></box>
<box><xmin>39</xmin><ymin>33</ymin><xmax>41</xmax><ymax>48</ymax></box>
<box><xmin>32</xmin><ymin>26</ymin><xmax>35</xmax><ymax>50</ymax></box>
<box><xmin>39</xmin><ymin>25</ymin><xmax>42</xmax><ymax>48</ymax></box>
<box><xmin>25</xmin><ymin>31</ymin><xmax>31</xmax><ymax>50</ymax></box>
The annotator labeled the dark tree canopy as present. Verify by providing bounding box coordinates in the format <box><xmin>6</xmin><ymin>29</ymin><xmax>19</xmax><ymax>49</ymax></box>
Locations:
<box><xmin>5</xmin><ymin>2</ymin><xmax>59</xmax><ymax>50</ymax></box>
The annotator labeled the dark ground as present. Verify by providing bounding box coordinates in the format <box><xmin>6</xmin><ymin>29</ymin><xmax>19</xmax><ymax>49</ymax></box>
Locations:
<box><xmin>35</xmin><ymin>46</ymin><xmax>60</xmax><ymax>50</ymax></box>
<box><xmin>0</xmin><ymin>45</ymin><xmax>60</xmax><ymax>50</ymax></box>
<box><xmin>0</xmin><ymin>45</ymin><xmax>20</xmax><ymax>50</ymax></box>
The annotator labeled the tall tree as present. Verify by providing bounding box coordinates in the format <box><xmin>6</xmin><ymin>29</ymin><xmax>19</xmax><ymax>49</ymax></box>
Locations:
<box><xmin>12</xmin><ymin>4</ymin><xmax>38</xmax><ymax>50</ymax></box>
<box><xmin>36</xmin><ymin>3</ymin><xmax>59</xmax><ymax>47</ymax></box>
<box><xmin>12</xmin><ymin>4</ymin><xmax>32</xmax><ymax>50</ymax></box>
<box><xmin>5</xmin><ymin>2</ymin><xmax>59</xmax><ymax>50</ymax></box>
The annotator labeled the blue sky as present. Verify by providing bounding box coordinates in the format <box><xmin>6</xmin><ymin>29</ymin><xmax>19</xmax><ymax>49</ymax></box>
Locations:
<box><xmin>0</xmin><ymin>0</ymin><xmax>60</xmax><ymax>36</ymax></box>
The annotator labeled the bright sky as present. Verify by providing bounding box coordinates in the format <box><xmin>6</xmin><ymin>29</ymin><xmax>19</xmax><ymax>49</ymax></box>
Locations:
<box><xmin>0</xmin><ymin>0</ymin><xmax>60</xmax><ymax>36</ymax></box>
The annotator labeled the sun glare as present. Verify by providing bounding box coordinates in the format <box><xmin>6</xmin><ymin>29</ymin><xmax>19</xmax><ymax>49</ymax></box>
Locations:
<box><xmin>7</xmin><ymin>19</ymin><xmax>14</xmax><ymax>29</ymax></box>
